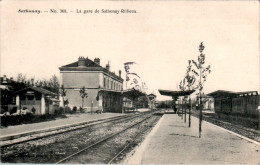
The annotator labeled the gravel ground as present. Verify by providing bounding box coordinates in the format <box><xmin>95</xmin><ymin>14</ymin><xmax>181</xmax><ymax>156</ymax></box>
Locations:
<box><xmin>1</xmin><ymin>111</ymin><xmax>161</xmax><ymax>163</ymax></box>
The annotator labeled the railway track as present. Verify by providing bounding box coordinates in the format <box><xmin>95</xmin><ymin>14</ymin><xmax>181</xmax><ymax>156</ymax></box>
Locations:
<box><xmin>191</xmin><ymin>111</ymin><xmax>260</xmax><ymax>142</ymax></box>
<box><xmin>1</xmin><ymin>110</ymin><xmax>162</xmax><ymax>163</ymax></box>
<box><xmin>55</xmin><ymin>114</ymin><xmax>156</xmax><ymax>164</ymax></box>
<box><xmin>0</xmin><ymin>111</ymin><xmax>153</xmax><ymax>148</ymax></box>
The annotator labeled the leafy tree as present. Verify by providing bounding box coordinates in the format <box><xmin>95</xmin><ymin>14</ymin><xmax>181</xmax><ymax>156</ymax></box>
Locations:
<box><xmin>191</xmin><ymin>42</ymin><xmax>211</xmax><ymax>138</ymax></box>
<box><xmin>48</xmin><ymin>75</ymin><xmax>60</xmax><ymax>93</ymax></box>
<box><xmin>79</xmin><ymin>86</ymin><xmax>88</xmax><ymax>108</ymax></box>
<box><xmin>15</xmin><ymin>73</ymin><xmax>60</xmax><ymax>93</ymax></box>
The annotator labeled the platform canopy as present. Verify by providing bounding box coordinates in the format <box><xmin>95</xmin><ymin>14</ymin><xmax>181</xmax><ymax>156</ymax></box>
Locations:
<box><xmin>122</xmin><ymin>88</ymin><xmax>146</xmax><ymax>98</ymax></box>
<box><xmin>207</xmin><ymin>90</ymin><xmax>258</xmax><ymax>98</ymax></box>
<box><xmin>98</xmin><ymin>88</ymin><xmax>146</xmax><ymax>99</ymax></box>
<box><xmin>158</xmin><ymin>89</ymin><xmax>195</xmax><ymax>98</ymax></box>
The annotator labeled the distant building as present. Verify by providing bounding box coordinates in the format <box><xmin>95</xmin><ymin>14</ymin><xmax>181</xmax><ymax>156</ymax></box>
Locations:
<box><xmin>59</xmin><ymin>57</ymin><xmax>124</xmax><ymax>112</ymax></box>
<box><xmin>14</xmin><ymin>87</ymin><xmax>59</xmax><ymax>115</ymax></box>
<box><xmin>208</xmin><ymin>90</ymin><xmax>259</xmax><ymax>116</ymax></box>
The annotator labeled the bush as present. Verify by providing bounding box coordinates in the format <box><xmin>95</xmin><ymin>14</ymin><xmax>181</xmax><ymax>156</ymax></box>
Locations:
<box><xmin>54</xmin><ymin>108</ymin><xmax>59</xmax><ymax>116</ymax></box>
<box><xmin>1</xmin><ymin>113</ymin><xmax>34</xmax><ymax>127</ymax></box>
<box><xmin>59</xmin><ymin>107</ymin><xmax>65</xmax><ymax>114</ymax></box>
<box><xmin>31</xmin><ymin>107</ymin><xmax>36</xmax><ymax>114</ymax></box>
<box><xmin>65</xmin><ymin>106</ymin><xmax>71</xmax><ymax>114</ymax></box>
<box><xmin>10</xmin><ymin>107</ymin><xmax>18</xmax><ymax>114</ymax></box>
<box><xmin>72</xmin><ymin>106</ymin><xmax>77</xmax><ymax>114</ymax></box>
<box><xmin>79</xmin><ymin>107</ymin><xmax>85</xmax><ymax>113</ymax></box>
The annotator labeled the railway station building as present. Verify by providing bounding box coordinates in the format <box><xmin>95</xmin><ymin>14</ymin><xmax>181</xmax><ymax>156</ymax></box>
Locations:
<box><xmin>59</xmin><ymin>57</ymin><xmax>124</xmax><ymax>113</ymax></box>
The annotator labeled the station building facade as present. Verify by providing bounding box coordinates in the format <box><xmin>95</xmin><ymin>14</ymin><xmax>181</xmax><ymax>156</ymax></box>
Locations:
<box><xmin>59</xmin><ymin>57</ymin><xmax>124</xmax><ymax>112</ymax></box>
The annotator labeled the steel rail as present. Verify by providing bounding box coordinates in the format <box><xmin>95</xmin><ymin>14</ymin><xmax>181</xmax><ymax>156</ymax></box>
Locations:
<box><xmin>106</xmin><ymin>124</ymin><xmax>147</xmax><ymax>164</ymax></box>
<box><xmin>55</xmin><ymin>114</ymin><xmax>154</xmax><ymax>164</ymax></box>
<box><xmin>107</xmin><ymin>111</ymin><xmax>164</xmax><ymax>164</ymax></box>
<box><xmin>0</xmin><ymin>112</ymin><xmax>149</xmax><ymax>148</ymax></box>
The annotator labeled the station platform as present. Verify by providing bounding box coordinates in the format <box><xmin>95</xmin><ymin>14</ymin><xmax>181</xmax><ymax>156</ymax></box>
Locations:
<box><xmin>126</xmin><ymin>114</ymin><xmax>260</xmax><ymax>164</ymax></box>
<box><xmin>0</xmin><ymin>113</ymin><xmax>124</xmax><ymax>138</ymax></box>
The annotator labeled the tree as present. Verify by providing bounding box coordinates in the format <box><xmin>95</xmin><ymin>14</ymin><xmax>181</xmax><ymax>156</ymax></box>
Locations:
<box><xmin>191</xmin><ymin>42</ymin><xmax>211</xmax><ymax>138</ymax></box>
<box><xmin>184</xmin><ymin>60</ymin><xmax>196</xmax><ymax>127</ymax></box>
<box><xmin>79</xmin><ymin>86</ymin><xmax>88</xmax><ymax>108</ymax></box>
<box><xmin>49</xmin><ymin>75</ymin><xmax>60</xmax><ymax>93</ymax></box>
<box><xmin>15</xmin><ymin>73</ymin><xmax>60</xmax><ymax>93</ymax></box>
<box><xmin>16</xmin><ymin>73</ymin><xmax>27</xmax><ymax>84</ymax></box>
<box><xmin>60</xmin><ymin>84</ymin><xmax>67</xmax><ymax>110</ymax></box>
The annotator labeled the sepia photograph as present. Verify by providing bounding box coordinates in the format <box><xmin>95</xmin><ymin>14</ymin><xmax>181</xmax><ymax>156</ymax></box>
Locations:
<box><xmin>0</xmin><ymin>0</ymin><xmax>259</xmax><ymax>164</ymax></box>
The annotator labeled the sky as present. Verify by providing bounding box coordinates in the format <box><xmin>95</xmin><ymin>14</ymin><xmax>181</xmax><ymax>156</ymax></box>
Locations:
<box><xmin>1</xmin><ymin>1</ymin><xmax>259</xmax><ymax>100</ymax></box>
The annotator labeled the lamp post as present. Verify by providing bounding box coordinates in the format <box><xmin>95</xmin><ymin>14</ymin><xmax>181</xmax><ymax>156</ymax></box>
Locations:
<box><xmin>189</xmin><ymin>96</ymin><xmax>191</xmax><ymax>127</ymax></box>
<box><xmin>184</xmin><ymin>96</ymin><xmax>187</xmax><ymax>123</ymax></box>
<box><xmin>257</xmin><ymin>105</ymin><xmax>260</xmax><ymax>130</ymax></box>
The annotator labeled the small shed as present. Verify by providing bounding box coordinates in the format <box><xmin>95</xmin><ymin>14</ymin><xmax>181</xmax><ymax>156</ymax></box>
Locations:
<box><xmin>14</xmin><ymin>87</ymin><xmax>59</xmax><ymax>115</ymax></box>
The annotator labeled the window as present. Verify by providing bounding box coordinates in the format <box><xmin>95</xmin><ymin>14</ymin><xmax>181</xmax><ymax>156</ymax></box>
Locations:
<box><xmin>27</xmin><ymin>95</ymin><xmax>34</xmax><ymax>100</ymax></box>
<box><xmin>35</xmin><ymin>93</ymin><xmax>41</xmax><ymax>100</ymax></box>
<box><xmin>20</xmin><ymin>95</ymin><xmax>26</xmax><ymax>100</ymax></box>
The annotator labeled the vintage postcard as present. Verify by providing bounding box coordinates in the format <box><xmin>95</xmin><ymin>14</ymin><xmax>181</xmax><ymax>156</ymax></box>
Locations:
<box><xmin>0</xmin><ymin>0</ymin><xmax>259</xmax><ymax>164</ymax></box>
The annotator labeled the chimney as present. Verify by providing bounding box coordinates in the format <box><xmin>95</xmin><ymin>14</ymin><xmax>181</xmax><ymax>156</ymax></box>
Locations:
<box><xmin>2</xmin><ymin>75</ymin><xmax>7</xmax><ymax>84</ymax></box>
<box><xmin>106</xmin><ymin>64</ymin><xmax>110</xmax><ymax>71</ymax></box>
<box><xmin>94</xmin><ymin>58</ymin><xmax>100</xmax><ymax>65</ymax></box>
<box><xmin>119</xmin><ymin>70</ymin><xmax>121</xmax><ymax>78</ymax></box>
<box><xmin>78</xmin><ymin>56</ymin><xmax>86</xmax><ymax>67</ymax></box>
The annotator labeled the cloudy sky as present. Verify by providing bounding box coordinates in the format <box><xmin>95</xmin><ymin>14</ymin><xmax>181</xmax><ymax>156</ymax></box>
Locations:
<box><xmin>1</xmin><ymin>1</ymin><xmax>259</xmax><ymax>100</ymax></box>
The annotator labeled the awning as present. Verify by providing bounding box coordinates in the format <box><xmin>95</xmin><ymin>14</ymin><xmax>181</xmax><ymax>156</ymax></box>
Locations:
<box><xmin>158</xmin><ymin>89</ymin><xmax>195</xmax><ymax>97</ymax></box>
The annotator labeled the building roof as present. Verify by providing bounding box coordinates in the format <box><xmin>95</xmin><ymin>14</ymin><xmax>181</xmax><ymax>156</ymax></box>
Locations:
<box><xmin>60</xmin><ymin>58</ymin><xmax>102</xmax><ymax>68</ymax></box>
<box><xmin>122</xmin><ymin>88</ymin><xmax>146</xmax><ymax>98</ymax></box>
<box><xmin>59</xmin><ymin>57</ymin><xmax>123</xmax><ymax>82</ymax></box>
<box><xmin>14</xmin><ymin>86</ymin><xmax>58</xmax><ymax>96</ymax></box>
<box><xmin>99</xmin><ymin>88</ymin><xmax>146</xmax><ymax>97</ymax></box>
<box><xmin>207</xmin><ymin>90</ymin><xmax>258</xmax><ymax>98</ymax></box>
<box><xmin>158</xmin><ymin>89</ymin><xmax>195</xmax><ymax>97</ymax></box>
<box><xmin>96</xmin><ymin>88</ymin><xmax>145</xmax><ymax>100</ymax></box>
